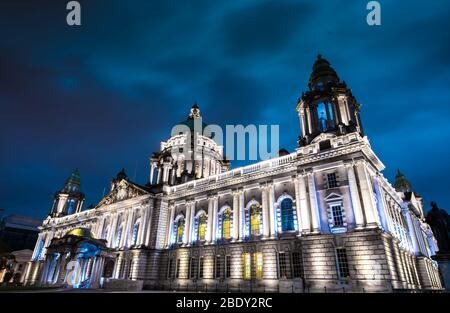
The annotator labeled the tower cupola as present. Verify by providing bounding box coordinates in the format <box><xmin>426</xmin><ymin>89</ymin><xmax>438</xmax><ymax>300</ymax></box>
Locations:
<box><xmin>49</xmin><ymin>169</ymin><xmax>85</xmax><ymax>217</ymax></box>
<box><xmin>296</xmin><ymin>55</ymin><xmax>364</xmax><ymax>146</ymax></box>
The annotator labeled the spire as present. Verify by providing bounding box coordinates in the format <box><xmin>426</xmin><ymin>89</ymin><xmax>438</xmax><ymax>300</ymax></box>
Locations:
<box><xmin>394</xmin><ymin>169</ymin><xmax>413</xmax><ymax>193</ymax></box>
<box><xmin>188</xmin><ymin>102</ymin><xmax>201</xmax><ymax>119</ymax></box>
<box><xmin>66</xmin><ymin>169</ymin><xmax>81</xmax><ymax>186</ymax></box>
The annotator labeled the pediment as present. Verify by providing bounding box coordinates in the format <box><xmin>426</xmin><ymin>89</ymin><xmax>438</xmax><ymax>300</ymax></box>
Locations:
<box><xmin>96</xmin><ymin>180</ymin><xmax>149</xmax><ymax>207</ymax></box>
<box><xmin>324</xmin><ymin>192</ymin><xmax>343</xmax><ymax>202</ymax></box>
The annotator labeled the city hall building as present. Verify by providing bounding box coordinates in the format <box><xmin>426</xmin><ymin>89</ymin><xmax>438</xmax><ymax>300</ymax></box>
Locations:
<box><xmin>24</xmin><ymin>56</ymin><xmax>443</xmax><ymax>292</ymax></box>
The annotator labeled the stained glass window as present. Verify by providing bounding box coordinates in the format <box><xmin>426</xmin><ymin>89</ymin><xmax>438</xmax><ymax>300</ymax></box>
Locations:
<box><xmin>198</xmin><ymin>214</ymin><xmax>207</xmax><ymax>241</ymax></box>
<box><xmin>176</xmin><ymin>218</ymin><xmax>185</xmax><ymax>243</ymax></box>
<box><xmin>281</xmin><ymin>198</ymin><xmax>295</xmax><ymax>231</ymax></box>
<box><xmin>243</xmin><ymin>253</ymin><xmax>251</xmax><ymax>280</ymax></box>
<box><xmin>222</xmin><ymin>208</ymin><xmax>232</xmax><ymax>239</ymax></box>
<box><xmin>254</xmin><ymin>252</ymin><xmax>263</xmax><ymax>279</ymax></box>
<box><xmin>250</xmin><ymin>204</ymin><xmax>262</xmax><ymax>236</ymax></box>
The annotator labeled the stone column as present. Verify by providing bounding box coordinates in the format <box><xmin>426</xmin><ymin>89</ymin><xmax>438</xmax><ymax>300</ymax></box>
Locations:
<box><xmin>149</xmin><ymin>162</ymin><xmax>156</xmax><ymax>185</ymax></box>
<box><xmin>183</xmin><ymin>202</ymin><xmax>192</xmax><ymax>245</ymax></box>
<box><xmin>239</xmin><ymin>191</ymin><xmax>245</xmax><ymax>240</ymax></box>
<box><xmin>346</xmin><ymin>163</ymin><xmax>365</xmax><ymax>228</ymax></box>
<box><xmin>156</xmin><ymin>166</ymin><xmax>162</xmax><ymax>184</ymax></box>
<box><xmin>108</xmin><ymin>213</ymin><xmax>118</xmax><ymax>248</ymax></box>
<box><xmin>294</xmin><ymin>175</ymin><xmax>310</xmax><ymax>233</ymax></box>
<box><xmin>232</xmin><ymin>191</ymin><xmax>239</xmax><ymax>240</ymax></box>
<box><xmin>355</xmin><ymin>161</ymin><xmax>379</xmax><ymax>227</ymax></box>
<box><xmin>144</xmin><ymin>200</ymin><xmax>154</xmax><ymax>246</ymax></box>
<box><xmin>207</xmin><ymin>197</ymin><xmax>214</xmax><ymax>243</ymax></box>
<box><xmin>268</xmin><ymin>183</ymin><xmax>276</xmax><ymax>238</ymax></box>
<box><xmin>212</xmin><ymin>196</ymin><xmax>219</xmax><ymax>241</ymax></box>
<box><xmin>307</xmin><ymin>172</ymin><xmax>321</xmax><ymax>233</ymax></box>
<box><xmin>261</xmin><ymin>186</ymin><xmax>270</xmax><ymax>239</ymax></box>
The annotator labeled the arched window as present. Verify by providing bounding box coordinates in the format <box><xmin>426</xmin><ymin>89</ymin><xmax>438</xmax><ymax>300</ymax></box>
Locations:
<box><xmin>115</xmin><ymin>223</ymin><xmax>123</xmax><ymax>247</ymax></box>
<box><xmin>248</xmin><ymin>202</ymin><xmax>262</xmax><ymax>236</ymax></box>
<box><xmin>174</xmin><ymin>217</ymin><xmax>185</xmax><ymax>243</ymax></box>
<box><xmin>131</xmin><ymin>219</ymin><xmax>140</xmax><ymax>246</ymax></box>
<box><xmin>221</xmin><ymin>208</ymin><xmax>232</xmax><ymax>239</ymax></box>
<box><xmin>317</xmin><ymin>101</ymin><xmax>335</xmax><ymax>132</ymax></box>
<box><xmin>197</xmin><ymin>214</ymin><xmax>207</xmax><ymax>241</ymax></box>
<box><xmin>280</xmin><ymin>198</ymin><xmax>295</xmax><ymax>231</ymax></box>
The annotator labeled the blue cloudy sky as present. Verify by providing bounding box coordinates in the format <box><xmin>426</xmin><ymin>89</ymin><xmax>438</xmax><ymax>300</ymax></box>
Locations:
<box><xmin>1</xmin><ymin>0</ymin><xmax>450</xmax><ymax>219</ymax></box>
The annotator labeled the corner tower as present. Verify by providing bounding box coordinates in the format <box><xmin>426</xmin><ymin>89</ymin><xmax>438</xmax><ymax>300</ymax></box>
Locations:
<box><xmin>49</xmin><ymin>169</ymin><xmax>85</xmax><ymax>217</ymax></box>
<box><xmin>296</xmin><ymin>55</ymin><xmax>364</xmax><ymax>146</ymax></box>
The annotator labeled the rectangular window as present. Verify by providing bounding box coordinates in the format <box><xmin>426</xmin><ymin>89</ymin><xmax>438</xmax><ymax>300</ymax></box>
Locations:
<box><xmin>189</xmin><ymin>257</ymin><xmax>197</xmax><ymax>279</ymax></box>
<box><xmin>225</xmin><ymin>255</ymin><xmax>231</xmax><ymax>278</ymax></box>
<box><xmin>279</xmin><ymin>252</ymin><xmax>287</xmax><ymax>279</ymax></box>
<box><xmin>332</xmin><ymin>205</ymin><xmax>344</xmax><ymax>227</ymax></box>
<box><xmin>292</xmin><ymin>252</ymin><xmax>304</xmax><ymax>278</ymax></box>
<box><xmin>175</xmin><ymin>258</ymin><xmax>181</xmax><ymax>278</ymax></box>
<box><xmin>242</xmin><ymin>253</ymin><xmax>251</xmax><ymax>280</ymax></box>
<box><xmin>167</xmin><ymin>258</ymin><xmax>174</xmax><ymax>279</ymax></box>
<box><xmin>327</xmin><ymin>173</ymin><xmax>338</xmax><ymax>189</ymax></box>
<box><xmin>199</xmin><ymin>257</ymin><xmax>204</xmax><ymax>279</ymax></box>
<box><xmin>254</xmin><ymin>252</ymin><xmax>263</xmax><ymax>279</ymax></box>
<box><xmin>336</xmin><ymin>248</ymin><xmax>350</xmax><ymax>278</ymax></box>
<box><xmin>215</xmin><ymin>255</ymin><xmax>224</xmax><ymax>279</ymax></box>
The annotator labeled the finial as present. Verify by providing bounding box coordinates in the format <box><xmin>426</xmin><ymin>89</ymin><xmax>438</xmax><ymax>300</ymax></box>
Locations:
<box><xmin>317</xmin><ymin>54</ymin><xmax>322</xmax><ymax>59</ymax></box>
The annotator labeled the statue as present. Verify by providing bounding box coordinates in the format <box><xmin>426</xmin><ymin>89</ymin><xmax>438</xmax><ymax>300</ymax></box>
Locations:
<box><xmin>426</xmin><ymin>202</ymin><xmax>450</xmax><ymax>253</ymax></box>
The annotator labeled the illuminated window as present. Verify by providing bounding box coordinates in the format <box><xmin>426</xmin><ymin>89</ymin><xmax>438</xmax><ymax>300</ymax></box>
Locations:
<box><xmin>175</xmin><ymin>218</ymin><xmax>185</xmax><ymax>243</ymax></box>
<box><xmin>254</xmin><ymin>252</ymin><xmax>263</xmax><ymax>279</ymax></box>
<box><xmin>115</xmin><ymin>224</ymin><xmax>123</xmax><ymax>247</ymax></box>
<box><xmin>197</xmin><ymin>214</ymin><xmax>207</xmax><ymax>241</ymax></box>
<box><xmin>317</xmin><ymin>102</ymin><xmax>328</xmax><ymax>131</ymax></box>
<box><xmin>222</xmin><ymin>208</ymin><xmax>232</xmax><ymax>239</ymax></box>
<box><xmin>250</xmin><ymin>204</ymin><xmax>262</xmax><ymax>236</ymax></box>
<box><xmin>131</xmin><ymin>221</ymin><xmax>139</xmax><ymax>246</ymax></box>
<box><xmin>242</xmin><ymin>253</ymin><xmax>251</xmax><ymax>280</ymax></box>
<box><xmin>336</xmin><ymin>248</ymin><xmax>350</xmax><ymax>278</ymax></box>
<box><xmin>280</xmin><ymin>198</ymin><xmax>295</xmax><ymax>231</ymax></box>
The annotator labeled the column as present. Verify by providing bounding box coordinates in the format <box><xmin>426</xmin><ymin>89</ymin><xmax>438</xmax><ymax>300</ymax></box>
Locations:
<box><xmin>144</xmin><ymin>201</ymin><xmax>154</xmax><ymax>246</ymax></box>
<box><xmin>355</xmin><ymin>162</ymin><xmax>379</xmax><ymax>227</ymax></box>
<box><xmin>156</xmin><ymin>166</ymin><xmax>162</xmax><ymax>184</ymax></box>
<box><xmin>149</xmin><ymin>163</ymin><xmax>155</xmax><ymax>185</ymax></box>
<box><xmin>212</xmin><ymin>196</ymin><xmax>219</xmax><ymax>241</ymax></box>
<box><xmin>207</xmin><ymin>197</ymin><xmax>214</xmax><ymax>243</ymax></box>
<box><xmin>307</xmin><ymin>172</ymin><xmax>321</xmax><ymax>233</ymax></box>
<box><xmin>239</xmin><ymin>191</ymin><xmax>245</xmax><ymax>240</ymax></box>
<box><xmin>183</xmin><ymin>202</ymin><xmax>191</xmax><ymax>245</ymax></box>
<box><xmin>294</xmin><ymin>175</ymin><xmax>310</xmax><ymax>233</ymax></box>
<box><xmin>346</xmin><ymin>163</ymin><xmax>365</xmax><ymax>228</ymax></box>
<box><xmin>138</xmin><ymin>206</ymin><xmax>148</xmax><ymax>245</ymax></box>
<box><xmin>261</xmin><ymin>186</ymin><xmax>270</xmax><ymax>238</ymax></box>
<box><xmin>108</xmin><ymin>213</ymin><xmax>118</xmax><ymax>248</ymax></box>
<box><xmin>268</xmin><ymin>183</ymin><xmax>276</xmax><ymax>238</ymax></box>
<box><xmin>232</xmin><ymin>192</ymin><xmax>239</xmax><ymax>240</ymax></box>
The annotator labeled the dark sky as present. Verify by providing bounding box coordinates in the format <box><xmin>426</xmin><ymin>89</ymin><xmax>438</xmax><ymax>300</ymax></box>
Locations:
<box><xmin>1</xmin><ymin>0</ymin><xmax>450</xmax><ymax>220</ymax></box>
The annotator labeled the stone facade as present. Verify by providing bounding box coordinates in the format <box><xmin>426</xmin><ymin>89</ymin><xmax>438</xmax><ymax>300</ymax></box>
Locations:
<box><xmin>24</xmin><ymin>56</ymin><xmax>443</xmax><ymax>292</ymax></box>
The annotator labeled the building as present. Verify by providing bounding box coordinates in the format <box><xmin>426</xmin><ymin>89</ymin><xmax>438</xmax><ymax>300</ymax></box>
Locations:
<box><xmin>0</xmin><ymin>214</ymin><xmax>41</xmax><ymax>253</ymax></box>
<box><xmin>0</xmin><ymin>249</ymin><xmax>33</xmax><ymax>284</ymax></box>
<box><xmin>24</xmin><ymin>56</ymin><xmax>442</xmax><ymax>292</ymax></box>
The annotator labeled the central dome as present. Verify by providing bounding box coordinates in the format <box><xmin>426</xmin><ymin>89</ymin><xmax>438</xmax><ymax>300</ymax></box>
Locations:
<box><xmin>66</xmin><ymin>227</ymin><xmax>96</xmax><ymax>239</ymax></box>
